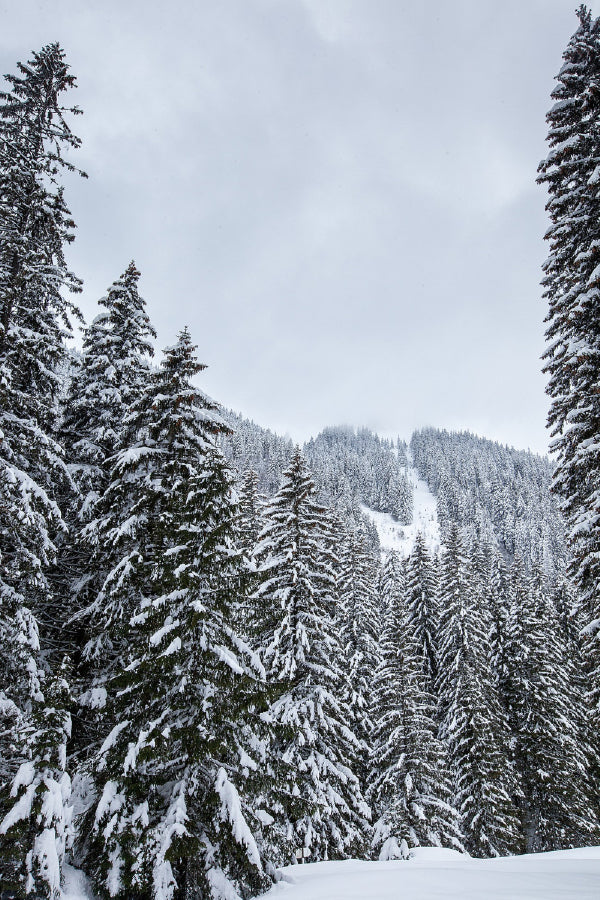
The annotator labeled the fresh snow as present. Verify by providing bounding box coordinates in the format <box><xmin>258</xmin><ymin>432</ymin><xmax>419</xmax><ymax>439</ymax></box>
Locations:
<box><xmin>62</xmin><ymin>863</ymin><xmax>95</xmax><ymax>900</ymax></box>
<box><xmin>60</xmin><ymin>848</ymin><xmax>600</xmax><ymax>900</ymax></box>
<box><xmin>361</xmin><ymin>454</ymin><xmax>440</xmax><ymax>557</ymax></box>
<box><xmin>267</xmin><ymin>847</ymin><xmax>600</xmax><ymax>900</ymax></box>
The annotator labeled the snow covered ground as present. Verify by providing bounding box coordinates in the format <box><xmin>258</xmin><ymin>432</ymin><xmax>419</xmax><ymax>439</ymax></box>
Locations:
<box><xmin>267</xmin><ymin>847</ymin><xmax>600</xmax><ymax>900</ymax></box>
<box><xmin>62</xmin><ymin>848</ymin><xmax>600</xmax><ymax>900</ymax></box>
<box><xmin>361</xmin><ymin>456</ymin><xmax>440</xmax><ymax>557</ymax></box>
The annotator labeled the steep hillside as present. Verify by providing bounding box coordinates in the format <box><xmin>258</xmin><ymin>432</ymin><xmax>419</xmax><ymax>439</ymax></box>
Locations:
<box><xmin>360</xmin><ymin>454</ymin><xmax>440</xmax><ymax>557</ymax></box>
<box><xmin>410</xmin><ymin>427</ymin><xmax>565</xmax><ymax>576</ymax></box>
<box><xmin>221</xmin><ymin>413</ymin><xmax>566</xmax><ymax>575</ymax></box>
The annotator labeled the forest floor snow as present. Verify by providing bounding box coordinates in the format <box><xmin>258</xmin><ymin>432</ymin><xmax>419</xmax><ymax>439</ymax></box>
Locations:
<box><xmin>62</xmin><ymin>848</ymin><xmax>600</xmax><ymax>900</ymax></box>
<box><xmin>268</xmin><ymin>847</ymin><xmax>600</xmax><ymax>900</ymax></box>
<box><xmin>361</xmin><ymin>457</ymin><xmax>440</xmax><ymax>557</ymax></box>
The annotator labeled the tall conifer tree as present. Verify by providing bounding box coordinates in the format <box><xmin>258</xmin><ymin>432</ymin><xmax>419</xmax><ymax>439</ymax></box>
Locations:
<box><xmin>61</xmin><ymin>265</ymin><xmax>156</xmax><ymax>757</ymax></box>
<box><xmin>369</xmin><ymin>552</ymin><xmax>463</xmax><ymax>859</ymax></box>
<box><xmin>405</xmin><ymin>534</ymin><xmax>439</xmax><ymax>689</ymax></box>
<box><xmin>79</xmin><ymin>330</ymin><xmax>272</xmax><ymax>900</ymax></box>
<box><xmin>337</xmin><ymin>525</ymin><xmax>380</xmax><ymax>785</ymax></box>
<box><xmin>505</xmin><ymin>558</ymin><xmax>598</xmax><ymax>850</ymax></box>
<box><xmin>0</xmin><ymin>45</ymin><xmax>84</xmax><ymax>896</ymax></box>
<box><xmin>538</xmin><ymin>6</ymin><xmax>600</xmax><ymax>756</ymax></box>
<box><xmin>61</xmin><ymin>262</ymin><xmax>156</xmax><ymax>509</ymax></box>
<box><xmin>436</xmin><ymin>526</ymin><xmax>522</xmax><ymax>857</ymax></box>
<box><xmin>251</xmin><ymin>451</ymin><xmax>370</xmax><ymax>862</ymax></box>
<box><xmin>0</xmin><ymin>664</ymin><xmax>72</xmax><ymax>900</ymax></box>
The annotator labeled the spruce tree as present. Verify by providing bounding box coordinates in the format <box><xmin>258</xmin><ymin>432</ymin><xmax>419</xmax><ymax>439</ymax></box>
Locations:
<box><xmin>537</xmin><ymin>6</ymin><xmax>600</xmax><ymax>757</ymax></box>
<box><xmin>337</xmin><ymin>524</ymin><xmax>381</xmax><ymax>787</ymax></box>
<box><xmin>237</xmin><ymin>469</ymin><xmax>264</xmax><ymax>562</ymax></box>
<box><xmin>0</xmin><ymin>43</ymin><xmax>84</xmax><ymax>641</ymax></box>
<box><xmin>0</xmin><ymin>45</ymin><xmax>84</xmax><ymax>895</ymax></box>
<box><xmin>61</xmin><ymin>262</ymin><xmax>156</xmax><ymax>508</ymax></box>
<box><xmin>60</xmin><ymin>263</ymin><xmax>155</xmax><ymax>631</ymax></box>
<box><xmin>505</xmin><ymin>558</ymin><xmax>598</xmax><ymax>850</ymax></box>
<box><xmin>482</xmin><ymin>543</ymin><xmax>511</xmax><ymax>696</ymax></box>
<box><xmin>60</xmin><ymin>265</ymin><xmax>156</xmax><ymax>758</ymax></box>
<box><xmin>0</xmin><ymin>43</ymin><xmax>84</xmax><ymax>403</ymax></box>
<box><xmin>369</xmin><ymin>552</ymin><xmax>463</xmax><ymax>859</ymax></box>
<box><xmin>436</xmin><ymin>526</ymin><xmax>522</xmax><ymax>857</ymax></box>
<box><xmin>78</xmin><ymin>330</ymin><xmax>273</xmax><ymax>900</ymax></box>
<box><xmin>0</xmin><ymin>665</ymin><xmax>72</xmax><ymax>900</ymax></box>
<box><xmin>234</xmin><ymin>468</ymin><xmax>266</xmax><ymax>641</ymax></box>
<box><xmin>251</xmin><ymin>450</ymin><xmax>370</xmax><ymax>862</ymax></box>
<box><xmin>405</xmin><ymin>533</ymin><xmax>439</xmax><ymax>689</ymax></box>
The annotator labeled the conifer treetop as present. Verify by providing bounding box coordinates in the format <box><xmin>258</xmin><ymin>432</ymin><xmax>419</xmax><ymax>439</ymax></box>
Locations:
<box><xmin>0</xmin><ymin>42</ymin><xmax>85</xmax><ymax>174</ymax></box>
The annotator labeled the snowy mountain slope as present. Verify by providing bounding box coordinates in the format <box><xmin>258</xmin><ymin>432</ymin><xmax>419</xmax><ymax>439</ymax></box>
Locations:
<box><xmin>221</xmin><ymin>415</ymin><xmax>564</xmax><ymax>572</ymax></box>
<box><xmin>410</xmin><ymin>427</ymin><xmax>565</xmax><ymax>574</ymax></box>
<box><xmin>361</xmin><ymin>456</ymin><xmax>440</xmax><ymax>556</ymax></box>
<box><xmin>267</xmin><ymin>847</ymin><xmax>600</xmax><ymax>900</ymax></box>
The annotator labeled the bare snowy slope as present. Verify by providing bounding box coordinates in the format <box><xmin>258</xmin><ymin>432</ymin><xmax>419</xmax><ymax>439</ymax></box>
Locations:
<box><xmin>267</xmin><ymin>847</ymin><xmax>600</xmax><ymax>900</ymax></box>
<box><xmin>361</xmin><ymin>454</ymin><xmax>440</xmax><ymax>556</ymax></box>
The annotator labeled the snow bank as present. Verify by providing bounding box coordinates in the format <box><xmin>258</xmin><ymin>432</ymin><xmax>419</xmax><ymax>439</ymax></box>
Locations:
<box><xmin>267</xmin><ymin>848</ymin><xmax>600</xmax><ymax>900</ymax></box>
<box><xmin>62</xmin><ymin>848</ymin><xmax>600</xmax><ymax>900</ymax></box>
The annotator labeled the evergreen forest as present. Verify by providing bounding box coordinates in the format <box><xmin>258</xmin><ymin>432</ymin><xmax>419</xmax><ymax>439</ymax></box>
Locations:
<box><xmin>3</xmin><ymin>7</ymin><xmax>600</xmax><ymax>900</ymax></box>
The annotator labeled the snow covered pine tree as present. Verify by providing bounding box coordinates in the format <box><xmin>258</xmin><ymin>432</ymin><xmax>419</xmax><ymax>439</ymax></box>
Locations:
<box><xmin>436</xmin><ymin>525</ymin><xmax>523</xmax><ymax>857</ymax></box>
<box><xmin>251</xmin><ymin>450</ymin><xmax>370</xmax><ymax>863</ymax></box>
<box><xmin>337</xmin><ymin>525</ymin><xmax>381</xmax><ymax>793</ymax></box>
<box><xmin>504</xmin><ymin>559</ymin><xmax>598</xmax><ymax>850</ymax></box>
<box><xmin>77</xmin><ymin>330</ymin><xmax>273</xmax><ymax>900</ymax></box>
<box><xmin>0</xmin><ymin>44</ymin><xmax>85</xmax><ymax>899</ymax></box>
<box><xmin>61</xmin><ymin>261</ymin><xmax>156</xmax><ymax>511</ymax></box>
<box><xmin>538</xmin><ymin>5</ymin><xmax>600</xmax><ymax>798</ymax></box>
<box><xmin>369</xmin><ymin>551</ymin><xmax>463</xmax><ymax>860</ymax></box>
<box><xmin>59</xmin><ymin>263</ymin><xmax>157</xmax><ymax>755</ymax></box>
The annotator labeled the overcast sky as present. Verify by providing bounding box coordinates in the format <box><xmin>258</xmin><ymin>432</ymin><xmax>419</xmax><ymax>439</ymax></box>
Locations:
<box><xmin>1</xmin><ymin>1</ymin><xmax>586</xmax><ymax>454</ymax></box>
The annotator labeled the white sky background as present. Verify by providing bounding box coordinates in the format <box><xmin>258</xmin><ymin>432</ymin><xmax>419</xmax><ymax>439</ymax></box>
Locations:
<box><xmin>1</xmin><ymin>0</ymin><xmax>584</xmax><ymax>454</ymax></box>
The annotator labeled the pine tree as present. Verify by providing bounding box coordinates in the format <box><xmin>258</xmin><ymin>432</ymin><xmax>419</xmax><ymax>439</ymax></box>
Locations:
<box><xmin>0</xmin><ymin>44</ymin><xmax>84</xmax><ymax>894</ymax></box>
<box><xmin>337</xmin><ymin>524</ymin><xmax>381</xmax><ymax>786</ymax></box>
<box><xmin>60</xmin><ymin>265</ymin><xmax>156</xmax><ymax>758</ymax></box>
<box><xmin>436</xmin><ymin>526</ymin><xmax>523</xmax><ymax>857</ymax></box>
<box><xmin>405</xmin><ymin>533</ymin><xmax>439</xmax><ymax>689</ymax></box>
<box><xmin>0</xmin><ymin>43</ymin><xmax>84</xmax><ymax>404</ymax></box>
<box><xmin>0</xmin><ymin>663</ymin><xmax>72</xmax><ymax>900</ymax></box>
<box><xmin>481</xmin><ymin>543</ymin><xmax>511</xmax><ymax>696</ymax></box>
<box><xmin>237</xmin><ymin>469</ymin><xmax>264</xmax><ymax>561</ymax></box>
<box><xmin>378</xmin><ymin>544</ymin><xmax>404</xmax><ymax>617</ymax></box>
<box><xmin>0</xmin><ymin>42</ymin><xmax>85</xmax><ymax>634</ymax></box>
<box><xmin>251</xmin><ymin>450</ymin><xmax>370</xmax><ymax>862</ymax></box>
<box><xmin>234</xmin><ymin>468</ymin><xmax>266</xmax><ymax>641</ymax></box>
<box><xmin>537</xmin><ymin>7</ymin><xmax>600</xmax><ymax>756</ymax></box>
<box><xmin>59</xmin><ymin>263</ymin><xmax>155</xmax><ymax>633</ymax></box>
<box><xmin>61</xmin><ymin>262</ymin><xmax>156</xmax><ymax>508</ymax></box>
<box><xmin>77</xmin><ymin>330</ymin><xmax>273</xmax><ymax>900</ymax></box>
<box><xmin>369</xmin><ymin>552</ymin><xmax>463</xmax><ymax>860</ymax></box>
<box><xmin>505</xmin><ymin>558</ymin><xmax>598</xmax><ymax>850</ymax></box>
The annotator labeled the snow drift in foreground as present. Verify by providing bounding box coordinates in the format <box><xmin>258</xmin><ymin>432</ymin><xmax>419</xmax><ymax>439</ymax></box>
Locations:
<box><xmin>62</xmin><ymin>847</ymin><xmax>600</xmax><ymax>900</ymax></box>
<box><xmin>266</xmin><ymin>847</ymin><xmax>600</xmax><ymax>900</ymax></box>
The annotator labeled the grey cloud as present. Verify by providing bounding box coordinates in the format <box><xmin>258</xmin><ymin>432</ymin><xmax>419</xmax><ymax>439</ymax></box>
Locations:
<box><xmin>1</xmin><ymin>0</ymin><xmax>582</xmax><ymax>454</ymax></box>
